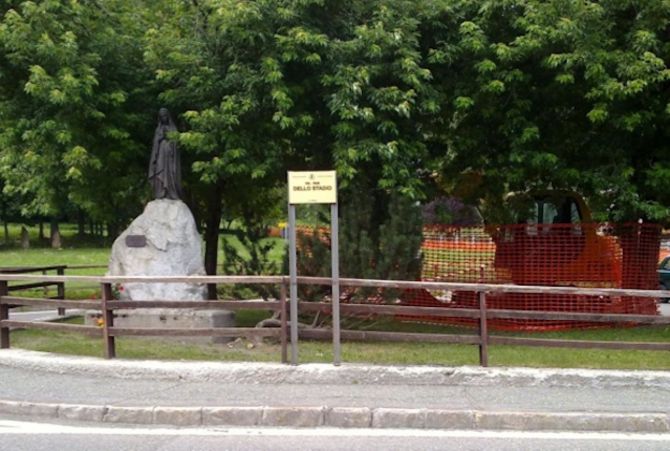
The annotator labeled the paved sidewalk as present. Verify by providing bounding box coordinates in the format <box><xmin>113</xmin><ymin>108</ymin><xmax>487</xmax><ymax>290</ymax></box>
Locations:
<box><xmin>1</xmin><ymin>349</ymin><xmax>669</xmax><ymax>432</ymax></box>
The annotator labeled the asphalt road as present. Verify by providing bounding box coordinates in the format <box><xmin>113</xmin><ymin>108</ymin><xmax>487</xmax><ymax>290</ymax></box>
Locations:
<box><xmin>1</xmin><ymin>420</ymin><xmax>669</xmax><ymax>451</ymax></box>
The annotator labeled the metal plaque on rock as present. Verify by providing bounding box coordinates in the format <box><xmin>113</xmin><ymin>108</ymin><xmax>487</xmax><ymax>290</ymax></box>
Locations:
<box><xmin>125</xmin><ymin>234</ymin><xmax>147</xmax><ymax>248</ymax></box>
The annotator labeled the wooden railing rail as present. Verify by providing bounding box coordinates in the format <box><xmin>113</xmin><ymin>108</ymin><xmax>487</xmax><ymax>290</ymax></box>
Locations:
<box><xmin>2</xmin><ymin>272</ymin><xmax>670</xmax><ymax>298</ymax></box>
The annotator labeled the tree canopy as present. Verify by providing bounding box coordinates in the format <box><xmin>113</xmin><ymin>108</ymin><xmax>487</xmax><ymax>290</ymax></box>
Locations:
<box><xmin>0</xmin><ymin>0</ymin><xmax>155</xmax><ymax>233</ymax></box>
<box><xmin>1</xmin><ymin>0</ymin><xmax>668</xmax><ymax>251</ymax></box>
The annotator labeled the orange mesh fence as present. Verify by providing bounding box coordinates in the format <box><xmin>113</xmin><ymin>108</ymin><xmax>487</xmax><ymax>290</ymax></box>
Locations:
<box><xmin>403</xmin><ymin>222</ymin><xmax>661</xmax><ymax>330</ymax></box>
<box><xmin>294</xmin><ymin>223</ymin><xmax>661</xmax><ymax>331</ymax></box>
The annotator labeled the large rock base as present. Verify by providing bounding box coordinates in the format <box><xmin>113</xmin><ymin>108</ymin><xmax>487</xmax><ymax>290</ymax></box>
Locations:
<box><xmin>85</xmin><ymin>309</ymin><xmax>236</xmax><ymax>344</ymax></box>
<box><xmin>109</xmin><ymin>199</ymin><xmax>208</xmax><ymax>301</ymax></box>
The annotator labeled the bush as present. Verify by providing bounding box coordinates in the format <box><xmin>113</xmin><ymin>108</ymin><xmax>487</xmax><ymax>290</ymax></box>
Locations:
<box><xmin>296</xmin><ymin>192</ymin><xmax>423</xmax><ymax>302</ymax></box>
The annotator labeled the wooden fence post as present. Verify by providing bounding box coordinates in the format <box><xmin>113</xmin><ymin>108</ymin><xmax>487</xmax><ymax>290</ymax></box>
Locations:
<box><xmin>57</xmin><ymin>266</ymin><xmax>65</xmax><ymax>316</ymax></box>
<box><xmin>0</xmin><ymin>280</ymin><xmax>9</xmax><ymax>349</ymax></box>
<box><xmin>478</xmin><ymin>291</ymin><xmax>489</xmax><ymax>367</ymax></box>
<box><xmin>42</xmin><ymin>268</ymin><xmax>48</xmax><ymax>299</ymax></box>
<box><xmin>101</xmin><ymin>282</ymin><xmax>116</xmax><ymax>359</ymax></box>
<box><xmin>280</xmin><ymin>279</ymin><xmax>288</xmax><ymax>364</ymax></box>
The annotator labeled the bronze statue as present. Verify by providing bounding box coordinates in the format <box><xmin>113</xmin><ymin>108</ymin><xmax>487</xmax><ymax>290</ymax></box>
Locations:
<box><xmin>149</xmin><ymin>108</ymin><xmax>182</xmax><ymax>200</ymax></box>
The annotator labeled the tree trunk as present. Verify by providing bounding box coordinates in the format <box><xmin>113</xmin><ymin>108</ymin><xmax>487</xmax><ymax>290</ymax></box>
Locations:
<box><xmin>50</xmin><ymin>220</ymin><xmax>61</xmax><ymax>249</ymax></box>
<box><xmin>3</xmin><ymin>221</ymin><xmax>9</xmax><ymax>244</ymax></box>
<box><xmin>20</xmin><ymin>226</ymin><xmax>29</xmax><ymax>249</ymax></box>
<box><xmin>204</xmin><ymin>185</ymin><xmax>223</xmax><ymax>299</ymax></box>
<box><xmin>78</xmin><ymin>210</ymin><xmax>86</xmax><ymax>237</ymax></box>
<box><xmin>188</xmin><ymin>192</ymin><xmax>202</xmax><ymax>234</ymax></box>
<box><xmin>39</xmin><ymin>222</ymin><xmax>45</xmax><ymax>241</ymax></box>
<box><xmin>107</xmin><ymin>222</ymin><xmax>119</xmax><ymax>241</ymax></box>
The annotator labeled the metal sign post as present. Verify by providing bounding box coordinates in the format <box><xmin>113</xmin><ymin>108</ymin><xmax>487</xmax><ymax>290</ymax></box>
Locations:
<box><xmin>330</xmin><ymin>202</ymin><xmax>340</xmax><ymax>365</ymax></box>
<box><xmin>288</xmin><ymin>203</ymin><xmax>299</xmax><ymax>365</ymax></box>
<box><xmin>287</xmin><ymin>171</ymin><xmax>340</xmax><ymax>366</ymax></box>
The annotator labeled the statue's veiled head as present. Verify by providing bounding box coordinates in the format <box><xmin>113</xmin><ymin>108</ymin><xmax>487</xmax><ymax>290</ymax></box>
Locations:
<box><xmin>158</xmin><ymin>107</ymin><xmax>172</xmax><ymax>125</ymax></box>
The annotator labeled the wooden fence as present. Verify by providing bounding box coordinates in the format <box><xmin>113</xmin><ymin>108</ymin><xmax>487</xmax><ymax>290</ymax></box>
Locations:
<box><xmin>1</xmin><ymin>271</ymin><xmax>669</xmax><ymax>366</ymax></box>
<box><xmin>0</xmin><ymin>266</ymin><xmax>66</xmax><ymax>315</ymax></box>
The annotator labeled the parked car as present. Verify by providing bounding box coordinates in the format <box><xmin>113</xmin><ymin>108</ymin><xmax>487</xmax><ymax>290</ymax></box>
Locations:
<box><xmin>659</xmin><ymin>256</ymin><xmax>670</xmax><ymax>302</ymax></box>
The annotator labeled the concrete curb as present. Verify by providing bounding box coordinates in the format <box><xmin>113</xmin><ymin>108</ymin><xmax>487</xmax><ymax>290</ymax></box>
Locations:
<box><xmin>2</xmin><ymin>349</ymin><xmax>670</xmax><ymax>389</ymax></box>
<box><xmin>1</xmin><ymin>400</ymin><xmax>668</xmax><ymax>432</ymax></box>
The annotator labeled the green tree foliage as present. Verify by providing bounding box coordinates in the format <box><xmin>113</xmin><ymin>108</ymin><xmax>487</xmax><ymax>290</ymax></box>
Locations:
<box><xmin>144</xmin><ymin>0</ymin><xmax>298</xmax><ymax>276</ymax></box>
<box><xmin>2</xmin><ymin>0</ymin><xmax>669</xmax><ymax>268</ymax></box>
<box><xmin>424</xmin><ymin>0</ymin><xmax>670</xmax><ymax>222</ymax></box>
<box><xmin>0</xmin><ymin>0</ymin><xmax>154</xmax><ymax>231</ymax></box>
<box><xmin>142</xmin><ymin>0</ymin><xmax>441</xmax><ymax>276</ymax></box>
<box><xmin>221</xmin><ymin>185</ymin><xmax>284</xmax><ymax>299</ymax></box>
<box><xmin>222</xmin><ymin>228</ymin><xmax>280</xmax><ymax>301</ymax></box>
<box><xmin>339</xmin><ymin>191</ymin><xmax>423</xmax><ymax>283</ymax></box>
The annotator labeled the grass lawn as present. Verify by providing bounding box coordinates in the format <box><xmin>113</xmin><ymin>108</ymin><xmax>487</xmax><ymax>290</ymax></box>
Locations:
<box><xmin>6</xmin><ymin>313</ymin><xmax>670</xmax><ymax>369</ymax></box>
<box><xmin>0</xmin><ymin>247</ymin><xmax>110</xmax><ymax>270</ymax></box>
<box><xmin>9</xmin><ymin>327</ymin><xmax>669</xmax><ymax>369</ymax></box>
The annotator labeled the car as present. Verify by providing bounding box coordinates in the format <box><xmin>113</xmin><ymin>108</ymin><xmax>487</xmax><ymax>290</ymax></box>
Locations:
<box><xmin>659</xmin><ymin>256</ymin><xmax>670</xmax><ymax>303</ymax></box>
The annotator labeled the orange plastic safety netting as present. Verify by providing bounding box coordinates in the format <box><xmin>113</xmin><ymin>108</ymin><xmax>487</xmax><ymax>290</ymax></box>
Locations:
<box><xmin>294</xmin><ymin>222</ymin><xmax>661</xmax><ymax>330</ymax></box>
<box><xmin>403</xmin><ymin>222</ymin><xmax>661</xmax><ymax>330</ymax></box>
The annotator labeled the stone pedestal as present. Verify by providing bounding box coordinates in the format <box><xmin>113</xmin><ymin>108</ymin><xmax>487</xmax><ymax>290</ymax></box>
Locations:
<box><xmin>85</xmin><ymin>309</ymin><xmax>236</xmax><ymax>344</ymax></box>
<box><xmin>109</xmin><ymin>199</ymin><xmax>207</xmax><ymax>301</ymax></box>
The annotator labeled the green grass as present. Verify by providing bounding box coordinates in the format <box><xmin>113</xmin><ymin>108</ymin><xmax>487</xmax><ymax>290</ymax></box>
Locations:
<box><xmin>0</xmin><ymin>223</ymin><xmax>112</xmax><ymax>300</ymax></box>
<box><xmin>9</xmin><ymin>326</ymin><xmax>669</xmax><ymax>369</ymax></box>
<box><xmin>0</xmin><ymin>247</ymin><xmax>110</xmax><ymax>269</ymax></box>
<box><xmin>6</xmin><ymin>313</ymin><xmax>670</xmax><ymax>369</ymax></box>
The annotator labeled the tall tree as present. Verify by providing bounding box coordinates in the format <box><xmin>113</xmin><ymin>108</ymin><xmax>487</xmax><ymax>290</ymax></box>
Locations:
<box><xmin>144</xmin><ymin>0</ymin><xmax>326</xmax><ymax>283</ymax></box>
<box><xmin>0</xmin><ymin>0</ymin><xmax>154</xmax><ymax>236</ymax></box>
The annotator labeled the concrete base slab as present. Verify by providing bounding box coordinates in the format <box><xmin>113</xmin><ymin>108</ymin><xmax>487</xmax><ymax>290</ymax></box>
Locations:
<box><xmin>84</xmin><ymin>309</ymin><xmax>235</xmax><ymax>344</ymax></box>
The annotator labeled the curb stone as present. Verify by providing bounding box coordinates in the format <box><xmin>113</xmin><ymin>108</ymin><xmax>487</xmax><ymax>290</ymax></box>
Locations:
<box><xmin>425</xmin><ymin>409</ymin><xmax>476</xmax><ymax>429</ymax></box>
<box><xmin>203</xmin><ymin>407</ymin><xmax>261</xmax><ymax>426</ymax></box>
<box><xmin>103</xmin><ymin>406</ymin><xmax>155</xmax><ymax>424</ymax></box>
<box><xmin>58</xmin><ymin>404</ymin><xmax>106</xmax><ymax>422</ymax></box>
<box><xmin>153</xmin><ymin>406</ymin><xmax>203</xmax><ymax>427</ymax></box>
<box><xmin>0</xmin><ymin>400</ymin><xmax>58</xmax><ymax>418</ymax></box>
<box><xmin>1</xmin><ymin>400</ymin><xmax>669</xmax><ymax>432</ymax></box>
<box><xmin>372</xmin><ymin>408</ymin><xmax>427</xmax><ymax>429</ymax></box>
<box><xmin>261</xmin><ymin>407</ymin><xmax>325</xmax><ymax>427</ymax></box>
<box><xmin>325</xmin><ymin>407</ymin><xmax>372</xmax><ymax>428</ymax></box>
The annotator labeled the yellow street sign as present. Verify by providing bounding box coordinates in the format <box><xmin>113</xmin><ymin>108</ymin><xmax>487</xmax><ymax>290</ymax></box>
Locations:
<box><xmin>288</xmin><ymin>171</ymin><xmax>337</xmax><ymax>204</ymax></box>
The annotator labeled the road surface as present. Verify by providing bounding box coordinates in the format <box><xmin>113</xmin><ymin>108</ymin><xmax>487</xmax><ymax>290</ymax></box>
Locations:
<box><xmin>1</xmin><ymin>420</ymin><xmax>669</xmax><ymax>451</ymax></box>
